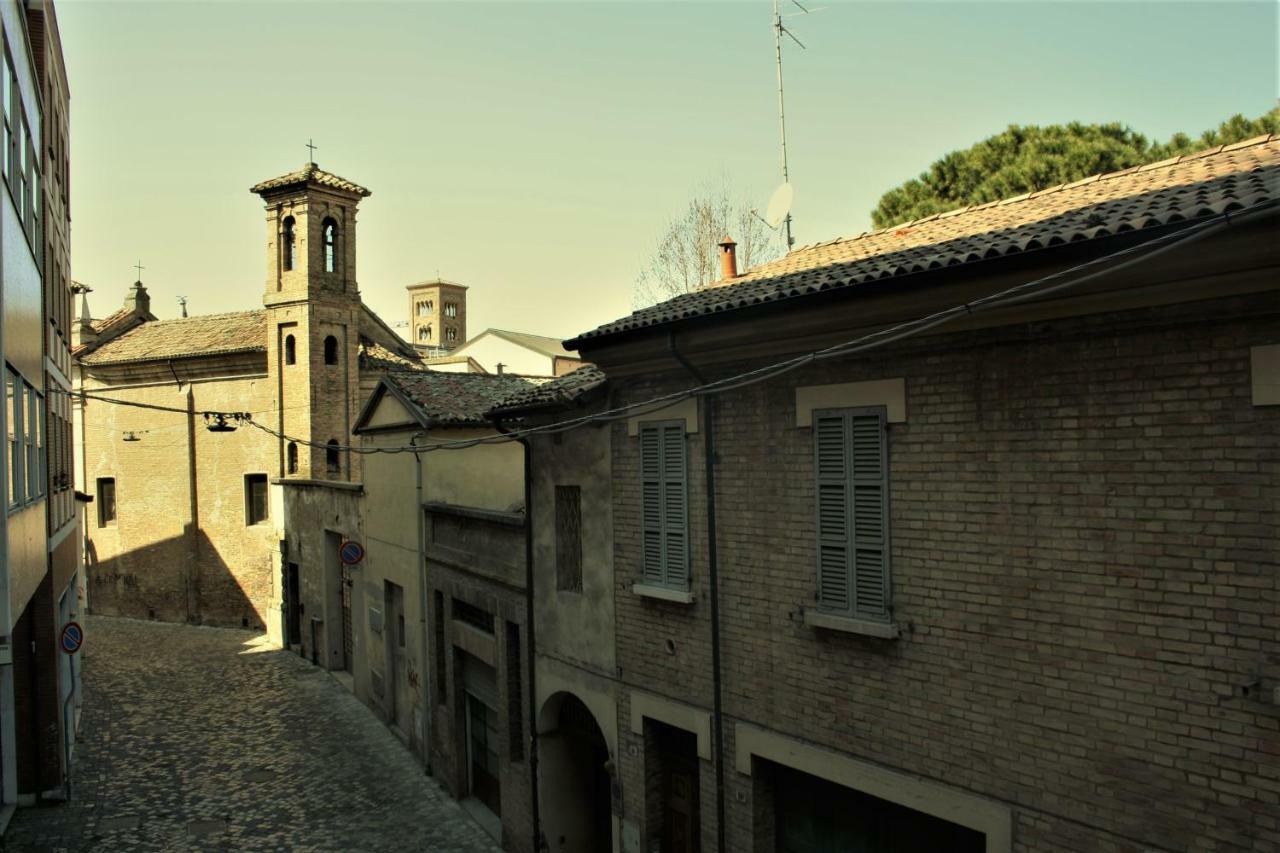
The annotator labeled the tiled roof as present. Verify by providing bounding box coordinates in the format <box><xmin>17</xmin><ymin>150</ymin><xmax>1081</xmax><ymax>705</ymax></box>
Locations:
<box><xmin>250</xmin><ymin>162</ymin><xmax>371</xmax><ymax>197</ymax></box>
<box><xmin>385</xmin><ymin>371</ymin><xmax>548</xmax><ymax>426</ymax></box>
<box><xmin>359</xmin><ymin>339</ymin><xmax>424</xmax><ymax>372</ymax></box>
<box><xmin>89</xmin><ymin>308</ymin><xmax>133</xmax><ymax>334</ymax></box>
<box><xmin>79</xmin><ymin>311</ymin><xmax>267</xmax><ymax>365</ymax></box>
<box><xmin>570</xmin><ymin>135</ymin><xmax>1280</xmax><ymax>345</ymax></box>
<box><xmin>490</xmin><ymin>365</ymin><xmax>605</xmax><ymax>415</ymax></box>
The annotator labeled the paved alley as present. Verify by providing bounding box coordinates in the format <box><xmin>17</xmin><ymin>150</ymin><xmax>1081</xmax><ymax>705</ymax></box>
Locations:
<box><xmin>3</xmin><ymin>616</ymin><xmax>500</xmax><ymax>853</ymax></box>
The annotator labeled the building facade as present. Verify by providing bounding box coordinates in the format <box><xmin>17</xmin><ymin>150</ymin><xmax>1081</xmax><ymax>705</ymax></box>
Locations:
<box><xmin>499</xmin><ymin>138</ymin><xmax>1280</xmax><ymax>852</ymax></box>
<box><xmin>407</xmin><ymin>278</ymin><xmax>468</xmax><ymax>356</ymax></box>
<box><xmin>72</xmin><ymin>162</ymin><xmax>423</xmax><ymax>643</ymax></box>
<box><xmin>0</xmin><ymin>0</ymin><xmax>77</xmax><ymax>818</ymax></box>
<box><xmin>340</xmin><ymin>370</ymin><xmax>536</xmax><ymax>850</ymax></box>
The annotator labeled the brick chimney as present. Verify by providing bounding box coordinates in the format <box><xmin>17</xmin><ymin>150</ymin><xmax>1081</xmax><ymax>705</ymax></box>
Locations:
<box><xmin>718</xmin><ymin>236</ymin><xmax>738</xmax><ymax>281</ymax></box>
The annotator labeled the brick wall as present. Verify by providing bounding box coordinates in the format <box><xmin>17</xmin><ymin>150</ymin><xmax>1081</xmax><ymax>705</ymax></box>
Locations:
<box><xmin>606</xmin><ymin>293</ymin><xmax>1280</xmax><ymax>851</ymax></box>
<box><xmin>80</xmin><ymin>361</ymin><xmax>278</xmax><ymax>628</ymax></box>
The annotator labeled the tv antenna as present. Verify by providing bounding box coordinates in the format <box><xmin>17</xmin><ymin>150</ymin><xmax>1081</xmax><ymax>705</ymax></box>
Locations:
<box><xmin>771</xmin><ymin>0</ymin><xmax>820</xmax><ymax>249</ymax></box>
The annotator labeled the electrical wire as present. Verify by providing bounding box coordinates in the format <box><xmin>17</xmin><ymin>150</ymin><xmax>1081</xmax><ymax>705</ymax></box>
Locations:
<box><xmin>57</xmin><ymin>198</ymin><xmax>1278</xmax><ymax>455</ymax></box>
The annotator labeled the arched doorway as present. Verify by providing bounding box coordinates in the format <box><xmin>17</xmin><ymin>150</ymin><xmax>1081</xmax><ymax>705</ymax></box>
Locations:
<box><xmin>539</xmin><ymin>692</ymin><xmax>612</xmax><ymax>853</ymax></box>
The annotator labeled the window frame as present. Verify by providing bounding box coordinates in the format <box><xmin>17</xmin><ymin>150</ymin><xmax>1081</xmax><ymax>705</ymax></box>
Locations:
<box><xmin>97</xmin><ymin>477</ymin><xmax>117</xmax><ymax>528</ymax></box>
<box><xmin>322</xmin><ymin>216</ymin><xmax>337</xmax><ymax>273</ymax></box>
<box><xmin>554</xmin><ymin>484</ymin><xmax>583</xmax><ymax>592</ymax></box>
<box><xmin>323</xmin><ymin>335</ymin><xmax>338</xmax><ymax>365</ymax></box>
<box><xmin>325</xmin><ymin>439</ymin><xmax>340</xmax><ymax>474</ymax></box>
<box><xmin>244</xmin><ymin>473</ymin><xmax>269</xmax><ymax>526</ymax></box>
<box><xmin>638</xmin><ymin>420</ymin><xmax>689</xmax><ymax>592</ymax></box>
<box><xmin>281</xmin><ymin>215</ymin><xmax>295</xmax><ymax>272</ymax></box>
<box><xmin>812</xmin><ymin>405</ymin><xmax>892</xmax><ymax>623</ymax></box>
<box><xmin>7</xmin><ymin>368</ymin><xmax>22</xmax><ymax>508</ymax></box>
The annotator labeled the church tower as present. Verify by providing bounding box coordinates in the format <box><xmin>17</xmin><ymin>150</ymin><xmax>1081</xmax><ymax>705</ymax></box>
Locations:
<box><xmin>252</xmin><ymin>161</ymin><xmax>370</xmax><ymax>481</ymax></box>
<box><xmin>406</xmin><ymin>278</ymin><xmax>468</xmax><ymax>356</ymax></box>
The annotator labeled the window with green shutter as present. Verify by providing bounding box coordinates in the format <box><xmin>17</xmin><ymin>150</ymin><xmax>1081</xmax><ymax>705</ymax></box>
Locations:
<box><xmin>813</xmin><ymin>407</ymin><xmax>890</xmax><ymax>621</ymax></box>
<box><xmin>639</xmin><ymin>421</ymin><xmax>689</xmax><ymax>590</ymax></box>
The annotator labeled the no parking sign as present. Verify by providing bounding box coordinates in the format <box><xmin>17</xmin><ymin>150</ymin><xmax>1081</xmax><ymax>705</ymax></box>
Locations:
<box><xmin>60</xmin><ymin>621</ymin><xmax>84</xmax><ymax>655</ymax></box>
<box><xmin>339</xmin><ymin>540</ymin><xmax>365</xmax><ymax>566</ymax></box>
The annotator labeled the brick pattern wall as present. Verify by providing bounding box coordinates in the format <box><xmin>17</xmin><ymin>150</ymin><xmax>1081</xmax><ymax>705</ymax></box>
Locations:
<box><xmin>80</xmin><ymin>364</ymin><xmax>278</xmax><ymax>628</ymax></box>
<box><xmin>608</xmin><ymin>293</ymin><xmax>1280</xmax><ymax>851</ymax></box>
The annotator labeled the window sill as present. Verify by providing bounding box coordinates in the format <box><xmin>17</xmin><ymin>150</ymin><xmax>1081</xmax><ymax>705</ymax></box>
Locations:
<box><xmin>804</xmin><ymin>610</ymin><xmax>900</xmax><ymax>639</ymax></box>
<box><xmin>632</xmin><ymin>583</ymin><xmax>695</xmax><ymax>605</ymax></box>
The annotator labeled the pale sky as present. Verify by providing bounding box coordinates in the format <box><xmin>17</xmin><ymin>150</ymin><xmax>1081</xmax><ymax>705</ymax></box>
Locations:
<box><xmin>62</xmin><ymin>1</ymin><xmax>1277</xmax><ymax>342</ymax></box>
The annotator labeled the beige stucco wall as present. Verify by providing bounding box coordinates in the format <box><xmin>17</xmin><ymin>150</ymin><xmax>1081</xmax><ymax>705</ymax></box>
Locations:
<box><xmin>423</xmin><ymin>427</ymin><xmax>524</xmax><ymax>512</ymax></box>
<box><xmin>530</xmin><ymin>423</ymin><xmax>615</xmax><ymax>675</ymax></box>
<box><xmin>450</xmin><ymin>334</ymin><xmax>554</xmax><ymax>377</ymax></box>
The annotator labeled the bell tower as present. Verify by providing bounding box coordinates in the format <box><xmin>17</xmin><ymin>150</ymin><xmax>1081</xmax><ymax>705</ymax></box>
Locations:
<box><xmin>252</xmin><ymin>161</ymin><xmax>371</xmax><ymax>481</ymax></box>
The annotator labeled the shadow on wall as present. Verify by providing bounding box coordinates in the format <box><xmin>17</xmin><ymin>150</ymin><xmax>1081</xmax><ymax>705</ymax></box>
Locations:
<box><xmin>85</xmin><ymin>522</ymin><xmax>267</xmax><ymax>630</ymax></box>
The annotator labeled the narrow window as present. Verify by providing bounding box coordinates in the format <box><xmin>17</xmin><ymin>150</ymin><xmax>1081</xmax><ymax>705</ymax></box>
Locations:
<box><xmin>29</xmin><ymin>388</ymin><xmax>43</xmax><ymax>498</ymax></box>
<box><xmin>445</xmin><ymin>327</ymin><xmax>457</xmax><ymax>343</ymax></box>
<box><xmin>245</xmin><ymin>473</ymin><xmax>268</xmax><ymax>525</ymax></box>
<box><xmin>418</xmin><ymin>325</ymin><xmax>432</xmax><ymax>343</ymax></box>
<box><xmin>7</xmin><ymin>369</ymin><xmax>22</xmax><ymax>506</ymax></box>
<box><xmin>639</xmin><ymin>421</ymin><xmax>688</xmax><ymax>590</ymax></box>
<box><xmin>326</xmin><ymin>439</ymin><xmax>340</xmax><ymax>474</ymax></box>
<box><xmin>286</xmin><ymin>441</ymin><xmax>298</xmax><ymax>475</ymax></box>
<box><xmin>2</xmin><ymin>55</ymin><xmax>11</xmax><ymax>184</ymax></box>
<box><xmin>284</xmin><ymin>334</ymin><xmax>296</xmax><ymax>365</ymax></box>
<box><xmin>506</xmin><ymin>621</ymin><xmax>523</xmax><ymax>762</ymax></box>
<box><xmin>814</xmin><ymin>407</ymin><xmax>890</xmax><ymax>621</ymax></box>
<box><xmin>322</xmin><ymin>217</ymin><xmax>337</xmax><ymax>273</ymax></box>
<box><xmin>434</xmin><ymin>591</ymin><xmax>447</xmax><ymax>705</ymax></box>
<box><xmin>555</xmin><ymin>485</ymin><xmax>583</xmax><ymax>592</ymax></box>
<box><xmin>97</xmin><ymin>477</ymin><xmax>116</xmax><ymax>527</ymax></box>
<box><xmin>444</xmin><ymin>302</ymin><xmax>457</xmax><ymax>318</ymax></box>
<box><xmin>324</xmin><ymin>335</ymin><xmax>338</xmax><ymax>365</ymax></box>
<box><xmin>281</xmin><ymin>216</ymin><xmax>295</xmax><ymax>272</ymax></box>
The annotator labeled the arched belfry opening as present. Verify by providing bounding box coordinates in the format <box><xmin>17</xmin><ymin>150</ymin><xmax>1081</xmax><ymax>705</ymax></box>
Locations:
<box><xmin>322</xmin><ymin>216</ymin><xmax>338</xmax><ymax>274</ymax></box>
<box><xmin>538</xmin><ymin>692</ymin><xmax>613</xmax><ymax>853</ymax></box>
<box><xmin>281</xmin><ymin>215</ymin><xmax>296</xmax><ymax>272</ymax></box>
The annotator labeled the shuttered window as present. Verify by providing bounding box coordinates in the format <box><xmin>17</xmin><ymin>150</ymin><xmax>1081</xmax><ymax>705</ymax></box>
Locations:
<box><xmin>639</xmin><ymin>421</ymin><xmax>688</xmax><ymax>590</ymax></box>
<box><xmin>814</xmin><ymin>407</ymin><xmax>890</xmax><ymax>621</ymax></box>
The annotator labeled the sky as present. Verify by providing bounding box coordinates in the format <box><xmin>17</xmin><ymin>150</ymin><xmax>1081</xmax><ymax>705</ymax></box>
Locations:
<box><xmin>61</xmin><ymin>0</ymin><xmax>1277</xmax><ymax>342</ymax></box>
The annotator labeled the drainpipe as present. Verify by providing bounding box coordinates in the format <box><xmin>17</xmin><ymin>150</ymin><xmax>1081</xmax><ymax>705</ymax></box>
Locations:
<box><xmin>494</xmin><ymin>419</ymin><xmax>541</xmax><ymax>853</ymax></box>
<box><xmin>410</xmin><ymin>429</ymin><xmax>431</xmax><ymax>775</ymax></box>
<box><xmin>668</xmin><ymin>330</ymin><xmax>726</xmax><ymax>853</ymax></box>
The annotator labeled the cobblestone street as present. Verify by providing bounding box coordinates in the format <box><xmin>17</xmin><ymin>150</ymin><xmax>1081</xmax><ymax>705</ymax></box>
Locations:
<box><xmin>3</xmin><ymin>617</ymin><xmax>501</xmax><ymax>853</ymax></box>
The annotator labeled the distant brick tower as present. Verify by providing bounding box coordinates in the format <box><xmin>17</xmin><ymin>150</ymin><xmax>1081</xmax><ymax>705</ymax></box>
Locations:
<box><xmin>406</xmin><ymin>278</ymin><xmax>468</xmax><ymax>355</ymax></box>
<box><xmin>252</xmin><ymin>161</ymin><xmax>370</xmax><ymax>481</ymax></box>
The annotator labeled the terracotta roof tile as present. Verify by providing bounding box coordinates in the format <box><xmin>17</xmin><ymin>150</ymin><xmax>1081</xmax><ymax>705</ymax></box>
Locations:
<box><xmin>385</xmin><ymin>371</ymin><xmax>548</xmax><ymax>426</ymax></box>
<box><xmin>489</xmin><ymin>365</ymin><xmax>605</xmax><ymax>415</ymax></box>
<box><xmin>359</xmin><ymin>339</ymin><xmax>424</xmax><ymax>372</ymax></box>
<box><xmin>250</xmin><ymin>162</ymin><xmax>371</xmax><ymax>197</ymax></box>
<box><xmin>79</xmin><ymin>311</ymin><xmax>266</xmax><ymax>365</ymax></box>
<box><xmin>570</xmin><ymin>136</ymin><xmax>1280</xmax><ymax>345</ymax></box>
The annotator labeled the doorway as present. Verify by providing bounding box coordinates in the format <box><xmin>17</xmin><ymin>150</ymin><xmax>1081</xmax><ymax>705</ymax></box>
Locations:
<box><xmin>286</xmin><ymin>563</ymin><xmax>301</xmax><ymax>646</ymax></box>
<box><xmin>538</xmin><ymin>692</ymin><xmax>612</xmax><ymax>853</ymax></box>
<box><xmin>646</xmin><ymin>722</ymin><xmax>700</xmax><ymax>853</ymax></box>
<box><xmin>384</xmin><ymin>581</ymin><xmax>410</xmax><ymax>736</ymax></box>
<box><xmin>462</xmin><ymin>653</ymin><xmax>502</xmax><ymax>818</ymax></box>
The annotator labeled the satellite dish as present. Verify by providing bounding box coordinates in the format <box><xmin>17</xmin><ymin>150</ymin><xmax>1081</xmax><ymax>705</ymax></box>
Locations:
<box><xmin>765</xmin><ymin>182</ymin><xmax>794</xmax><ymax>229</ymax></box>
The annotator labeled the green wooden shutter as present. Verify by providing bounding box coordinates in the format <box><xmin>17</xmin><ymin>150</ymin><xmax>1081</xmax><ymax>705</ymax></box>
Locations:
<box><xmin>660</xmin><ymin>422</ymin><xmax>688</xmax><ymax>587</ymax></box>
<box><xmin>640</xmin><ymin>425</ymin><xmax>664</xmax><ymax>585</ymax></box>
<box><xmin>814</xmin><ymin>408</ymin><xmax>889</xmax><ymax>619</ymax></box>
<box><xmin>850</xmin><ymin>411</ymin><xmax>888</xmax><ymax>619</ymax></box>
<box><xmin>814</xmin><ymin>414</ymin><xmax>850</xmax><ymax>611</ymax></box>
<box><xmin>639</xmin><ymin>421</ymin><xmax>688</xmax><ymax>589</ymax></box>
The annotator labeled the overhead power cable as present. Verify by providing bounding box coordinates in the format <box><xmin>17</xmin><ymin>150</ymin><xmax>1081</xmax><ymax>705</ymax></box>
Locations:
<box><xmin>60</xmin><ymin>199</ymin><xmax>1278</xmax><ymax>456</ymax></box>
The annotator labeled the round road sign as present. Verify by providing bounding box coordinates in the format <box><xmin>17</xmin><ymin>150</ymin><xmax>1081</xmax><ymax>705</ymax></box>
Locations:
<box><xmin>339</xmin><ymin>540</ymin><xmax>365</xmax><ymax>566</ymax></box>
<box><xmin>60</xmin><ymin>621</ymin><xmax>84</xmax><ymax>655</ymax></box>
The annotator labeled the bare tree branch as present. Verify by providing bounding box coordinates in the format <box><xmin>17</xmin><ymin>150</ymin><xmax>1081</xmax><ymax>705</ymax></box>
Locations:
<box><xmin>634</xmin><ymin>180</ymin><xmax>784</xmax><ymax>309</ymax></box>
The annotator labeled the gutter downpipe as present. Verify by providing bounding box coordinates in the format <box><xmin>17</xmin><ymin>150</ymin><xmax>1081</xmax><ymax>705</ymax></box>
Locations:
<box><xmin>668</xmin><ymin>329</ymin><xmax>727</xmax><ymax>853</ymax></box>
<box><xmin>410</xmin><ymin>429</ymin><xmax>431</xmax><ymax>774</ymax></box>
<box><xmin>494</xmin><ymin>418</ymin><xmax>541</xmax><ymax>853</ymax></box>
